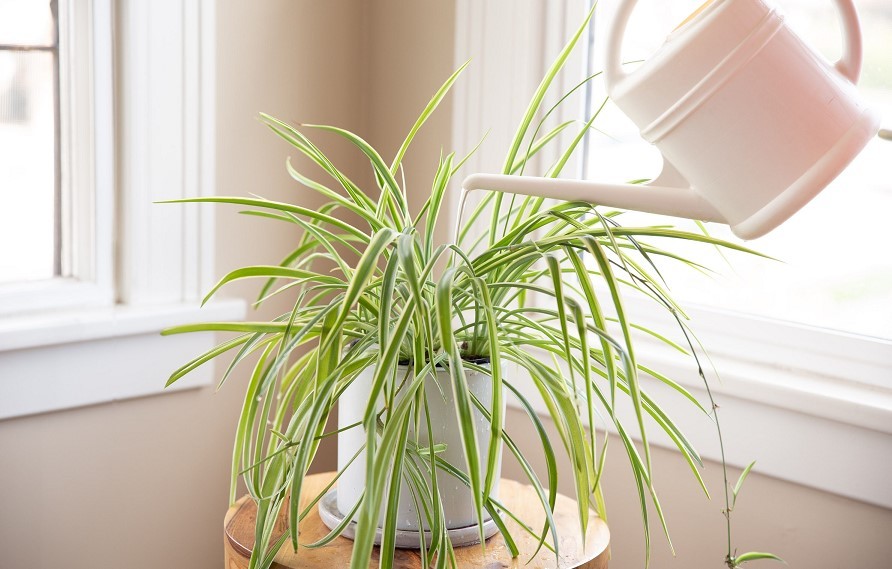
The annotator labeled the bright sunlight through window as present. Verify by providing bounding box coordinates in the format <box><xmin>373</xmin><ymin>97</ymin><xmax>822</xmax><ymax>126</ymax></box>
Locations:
<box><xmin>586</xmin><ymin>0</ymin><xmax>892</xmax><ymax>341</ymax></box>
<box><xmin>0</xmin><ymin>0</ymin><xmax>58</xmax><ymax>284</ymax></box>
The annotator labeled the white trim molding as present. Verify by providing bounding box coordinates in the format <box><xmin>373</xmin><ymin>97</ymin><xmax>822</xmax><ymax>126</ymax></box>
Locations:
<box><xmin>0</xmin><ymin>0</ymin><xmax>244</xmax><ymax>421</ymax></box>
<box><xmin>116</xmin><ymin>0</ymin><xmax>217</xmax><ymax>304</ymax></box>
<box><xmin>621</xmin><ymin>296</ymin><xmax>892</xmax><ymax>508</ymax></box>
<box><xmin>505</xmin><ymin>307</ymin><xmax>892</xmax><ymax>508</ymax></box>
<box><xmin>450</xmin><ymin>0</ymin><xmax>590</xmax><ymax>244</ymax></box>
<box><xmin>0</xmin><ymin>300</ymin><xmax>244</xmax><ymax>420</ymax></box>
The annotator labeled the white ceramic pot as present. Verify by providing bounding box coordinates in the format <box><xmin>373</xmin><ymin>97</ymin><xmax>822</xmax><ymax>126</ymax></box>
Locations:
<box><xmin>336</xmin><ymin>362</ymin><xmax>502</xmax><ymax>535</ymax></box>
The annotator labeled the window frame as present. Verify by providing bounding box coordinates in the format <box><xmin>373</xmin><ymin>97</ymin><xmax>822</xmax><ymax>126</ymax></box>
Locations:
<box><xmin>0</xmin><ymin>0</ymin><xmax>114</xmax><ymax>313</ymax></box>
<box><xmin>0</xmin><ymin>0</ymin><xmax>244</xmax><ymax>421</ymax></box>
<box><xmin>451</xmin><ymin>0</ymin><xmax>892</xmax><ymax>508</ymax></box>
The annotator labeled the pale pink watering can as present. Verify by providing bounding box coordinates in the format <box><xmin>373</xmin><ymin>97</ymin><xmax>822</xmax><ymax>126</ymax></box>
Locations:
<box><xmin>462</xmin><ymin>0</ymin><xmax>881</xmax><ymax>239</ymax></box>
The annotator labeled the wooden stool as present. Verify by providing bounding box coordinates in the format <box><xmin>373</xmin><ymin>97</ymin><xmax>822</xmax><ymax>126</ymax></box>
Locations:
<box><xmin>224</xmin><ymin>472</ymin><xmax>609</xmax><ymax>568</ymax></box>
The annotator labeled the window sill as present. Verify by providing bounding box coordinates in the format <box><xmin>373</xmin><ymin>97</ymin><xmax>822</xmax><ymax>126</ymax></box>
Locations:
<box><xmin>0</xmin><ymin>299</ymin><xmax>245</xmax><ymax>421</ymax></box>
<box><xmin>507</xmin><ymin>329</ymin><xmax>892</xmax><ymax>509</ymax></box>
<box><xmin>634</xmin><ymin>332</ymin><xmax>891</xmax><ymax>507</ymax></box>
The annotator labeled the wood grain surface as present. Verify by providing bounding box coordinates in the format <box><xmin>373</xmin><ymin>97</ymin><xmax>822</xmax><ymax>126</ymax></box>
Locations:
<box><xmin>224</xmin><ymin>472</ymin><xmax>609</xmax><ymax>568</ymax></box>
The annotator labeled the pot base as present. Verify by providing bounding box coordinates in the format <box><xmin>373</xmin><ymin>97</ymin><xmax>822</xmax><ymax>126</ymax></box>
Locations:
<box><xmin>318</xmin><ymin>489</ymin><xmax>499</xmax><ymax>549</ymax></box>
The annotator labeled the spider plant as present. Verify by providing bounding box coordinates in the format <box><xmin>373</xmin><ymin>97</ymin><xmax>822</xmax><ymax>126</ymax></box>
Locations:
<box><xmin>162</xmin><ymin>8</ymin><xmax>764</xmax><ymax>569</ymax></box>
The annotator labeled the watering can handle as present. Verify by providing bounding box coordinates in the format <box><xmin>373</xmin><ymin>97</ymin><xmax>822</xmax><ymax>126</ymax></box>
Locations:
<box><xmin>603</xmin><ymin>0</ymin><xmax>864</xmax><ymax>89</ymax></box>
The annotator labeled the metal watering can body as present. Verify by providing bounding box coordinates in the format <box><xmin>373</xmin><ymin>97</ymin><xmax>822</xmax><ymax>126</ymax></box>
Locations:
<box><xmin>463</xmin><ymin>0</ymin><xmax>880</xmax><ymax>240</ymax></box>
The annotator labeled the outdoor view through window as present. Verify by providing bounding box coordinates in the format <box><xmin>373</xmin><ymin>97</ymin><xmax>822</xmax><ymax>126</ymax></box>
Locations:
<box><xmin>586</xmin><ymin>0</ymin><xmax>892</xmax><ymax>341</ymax></box>
<box><xmin>0</xmin><ymin>0</ymin><xmax>58</xmax><ymax>284</ymax></box>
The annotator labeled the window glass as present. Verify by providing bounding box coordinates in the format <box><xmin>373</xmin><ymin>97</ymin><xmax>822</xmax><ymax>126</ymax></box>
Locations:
<box><xmin>585</xmin><ymin>0</ymin><xmax>892</xmax><ymax>340</ymax></box>
<box><xmin>0</xmin><ymin>0</ymin><xmax>58</xmax><ymax>283</ymax></box>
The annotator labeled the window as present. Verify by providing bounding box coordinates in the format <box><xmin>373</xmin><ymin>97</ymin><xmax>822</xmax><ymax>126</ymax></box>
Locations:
<box><xmin>0</xmin><ymin>0</ymin><xmax>59</xmax><ymax>284</ymax></box>
<box><xmin>576</xmin><ymin>0</ymin><xmax>892</xmax><ymax>506</ymax></box>
<box><xmin>0</xmin><ymin>0</ymin><xmax>116</xmax><ymax>316</ymax></box>
<box><xmin>0</xmin><ymin>0</ymin><xmax>244</xmax><ymax>420</ymax></box>
<box><xmin>585</xmin><ymin>0</ymin><xmax>892</xmax><ymax>342</ymax></box>
<box><xmin>451</xmin><ymin>0</ymin><xmax>892</xmax><ymax>509</ymax></box>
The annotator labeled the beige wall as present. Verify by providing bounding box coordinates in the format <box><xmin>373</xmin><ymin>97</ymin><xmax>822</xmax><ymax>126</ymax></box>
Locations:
<box><xmin>2</xmin><ymin>3</ymin><xmax>891</xmax><ymax>569</ymax></box>
<box><xmin>359</xmin><ymin>0</ymin><xmax>458</xmax><ymax>246</ymax></box>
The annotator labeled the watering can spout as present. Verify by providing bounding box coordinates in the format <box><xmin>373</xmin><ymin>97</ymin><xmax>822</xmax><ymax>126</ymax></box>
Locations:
<box><xmin>461</xmin><ymin>172</ymin><xmax>725</xmax><ymax>226</ymax></box>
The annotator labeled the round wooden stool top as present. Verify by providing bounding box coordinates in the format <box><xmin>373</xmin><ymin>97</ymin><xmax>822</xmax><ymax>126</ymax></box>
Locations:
<box><xmin>224</xmin><ymin>472</ymin><xmax>609</xmax><ymax>569</ymax></box>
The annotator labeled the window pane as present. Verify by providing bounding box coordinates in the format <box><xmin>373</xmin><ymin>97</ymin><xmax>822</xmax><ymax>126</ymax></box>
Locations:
<box><xmin>0</xmin><ymin>49</ymin><xmax>56</xmax><ymax>283</ymax></box>
<box><xmin>585</xmin><ymin>0</ymin><xmax>892</xmax><ymax>341</ymax></box>
<box><xmin>0</xmin><ymin>0</ymin><xmax>55</xmax><ymax>47</ymax></box>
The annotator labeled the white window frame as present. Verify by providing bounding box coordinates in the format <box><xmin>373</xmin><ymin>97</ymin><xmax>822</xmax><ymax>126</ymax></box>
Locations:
<box><xmin>0</xmin><ymin>0</ymin><xmax>114</xmax><ymax>314</ymax></box>
<box><xmin>0</xmin><ymin>0</ymin><xmax>244</xmax><ymax>420</ymax></box>
<box><xmin>451</xmin><ymin>0</ymin><xmax>892</xmax><ymax>509</ymax></box>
